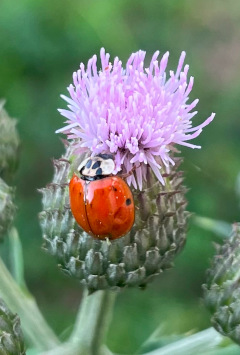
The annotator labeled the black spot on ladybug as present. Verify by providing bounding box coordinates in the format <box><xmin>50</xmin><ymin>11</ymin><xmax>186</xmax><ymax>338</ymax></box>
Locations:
<box><xmin>126</xmin><ymin>198</ymin><xmax>132</xmax><ymax>206</ymax></box>
<box><xmin>96</xmin><ymin>167</ymin><xmax>102</xmax><ymax>175</ymax></box>
<box><xmin>85</xmin><ymin>159</ymin><xmax>92</xmax><ymax>168</ymax></box>
<box><xmin>112</xmin><ymin>186</ymin><xmax>118</xmax><ymax>191</ymax></box>
<box><xmin>92</xmin><ymin>161</ymin><xmax>101</xmax><ymax>169</ymax></box>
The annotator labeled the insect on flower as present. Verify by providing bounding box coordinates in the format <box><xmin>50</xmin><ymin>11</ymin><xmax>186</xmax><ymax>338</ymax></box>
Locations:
<box><xmin>58</xmin><ymin>48</ymin><xmax>215</xmax><ymax>240</ymax></box>
<box><xmin>39</xmin><ymin>48</ymin><xmax>217</xmax><ymax>290</ymax></box>
<box><xmin>69</xmin><ymin>154</ymin><xmax>135</xmax><ymax>240</ymax></box>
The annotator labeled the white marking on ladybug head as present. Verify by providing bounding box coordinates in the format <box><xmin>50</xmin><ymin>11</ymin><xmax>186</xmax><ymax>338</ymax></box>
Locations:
<box><xmin>99</xmin><ymin>158</ymin><xmax>115</xmax><ymax>175</ymax></box>
<box><xmin>78</xmin><ymin>154</ymin><xmax>115</xmax><ymax>178</ymax></box>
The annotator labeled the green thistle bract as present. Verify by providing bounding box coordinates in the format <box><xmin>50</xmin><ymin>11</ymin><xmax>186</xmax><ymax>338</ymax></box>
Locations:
<box><xmin>0</xmin><ymin>178</ymin><xmax>15</xmax><ymax>241</ymax></box>
<box><xmin>0</xmin><ymin>101</ymin><xmax>19</xmax><ymax>179</ymax></box>
<box><xmin>39</xmin><ymin>143</ymin><xmax>189</xmax><ymax>292</ymax></box>
<box><xmin>0</xmin><ymin>298</ymin><xmax>25</xmax><ymax>355</ymax></box>
<box><xmin>203</xmin><ymin>224</ymin><xmax>240</xmax><ymax>345</ymax></box>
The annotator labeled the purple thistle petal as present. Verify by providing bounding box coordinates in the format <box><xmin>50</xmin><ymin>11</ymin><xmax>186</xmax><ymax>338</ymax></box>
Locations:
<box><xmin>185</xmin><ymin>113</ymin><xmax>215</xmax><ymax>133</ymax></box>
<box><xmin>57</xmin><ymin>48</ymin><xmax>215</xmax><ymax>189</ymax></box>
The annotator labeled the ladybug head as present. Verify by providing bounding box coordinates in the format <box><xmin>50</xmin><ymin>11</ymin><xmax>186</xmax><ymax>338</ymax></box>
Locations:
<box><xmin>78</xmin><ymin>154</ymin><xmax>115</xmax><ymax>180</ymax></box>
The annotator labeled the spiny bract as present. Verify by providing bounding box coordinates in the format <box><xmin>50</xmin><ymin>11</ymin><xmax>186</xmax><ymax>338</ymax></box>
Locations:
<box><xmin>203</xmin><ymin>224</ymin><xmax>240</xmax><ymax>345</ymax></box>
<box><xmin>0</xmin><ymin>101</ymin><xmax>19</xmax><ymax>180</ymax></box>
<box><xmin>0</xmin><ymin>298</ymin><xmax>25</xmax><ymax>355</ymax></box>
<box><xmin>0</xmin><ymin>178</ymin><xmax>15</xmax><ymax>241</ymax></box>
<box><xmin>39</xmin><ymin>143</ymin><xmax>189</xmax><ymax>292</ymax></box>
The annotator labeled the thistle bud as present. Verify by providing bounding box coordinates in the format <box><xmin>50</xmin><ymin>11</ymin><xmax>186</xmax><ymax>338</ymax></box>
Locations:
<box><xmin>0</xmin><ymin>100</ymin><xmax>20</xmax><ymax>179</ymax></box>
<box><xmin>203</xmin><ymin>224</ymin><xmax>240</xmax><ymax>345</ymax></box>
<box><xmin>39</xmin><ymin>49</ymin><xmax>214</xmax><ymax>292</ymax></box>
<box><xmin>0</xmin><ymin>178</ymin><xmax>15</xmax><ymax>241</ymax></box>
<box><xmin>0</xmin><ymin>298</ymin><xmax>25</xmax><ymax>354</ymax></box>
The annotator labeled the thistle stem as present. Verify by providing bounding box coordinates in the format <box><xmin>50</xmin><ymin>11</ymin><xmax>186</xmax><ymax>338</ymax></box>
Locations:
<box><xmin>8</xmin><ymin>227</ymin><xmax>28</xmax><ymax>291</ymax></box>
<box><xmin>70</xmin><ymin>289</ymin><xmax>116</xmax><ymax>355</ymax></box>
<box><xmin>0</xmin><ymin>256</ymin><xmax>59</xmax><ymax>350</ymax></box>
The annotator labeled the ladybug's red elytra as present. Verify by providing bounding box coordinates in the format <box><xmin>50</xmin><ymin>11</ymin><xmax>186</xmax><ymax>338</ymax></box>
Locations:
<box><xmin>69</xmin><ymin>154</ymin><xmax>135</xmax><ymax>240</ymax></box>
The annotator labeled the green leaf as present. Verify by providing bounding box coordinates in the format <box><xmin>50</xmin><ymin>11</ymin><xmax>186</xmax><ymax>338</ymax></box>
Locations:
<box><xmin>142</xmin><ymin>328</ymin><xmax>223</xmax><ymax>355</ymax></box>
<box><xmin>26</xmin><ymin>349</ymin><xmax>39</xmax><ymax>355</ymax></box>
<box><xmin>138</xmin><ymin>335</ymin><xmax>184</xmax><ymax>353</ymax></box>
<box><xmin>198</xmin><ymin>344</ymin><xmax>240</xmax><ymax>355</ymax></box>
<box><xmin>59</xmin><ymin>325</ymin><xmax>74</xmax><ymax>342</ymax></box>
<box><xmin>193</xmin><ymin>215</ymin><xmax>231</xmax><ymax>239</ymax></box>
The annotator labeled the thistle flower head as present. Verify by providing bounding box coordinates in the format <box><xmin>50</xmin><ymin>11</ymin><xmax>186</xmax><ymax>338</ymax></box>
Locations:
<box><xmin>57</xmin><ymin>48</ymin><xmax>215</xmax><ymax>189</ymax></box>
<box><xmin>40</xmin><ymin>48</ymin><xmax>214</xmax><ymax>292</ymax></box>
<box><xmin>203</xmin><ymin>224</ymin><xmax>240</xmax><ymax>345</ymax></box>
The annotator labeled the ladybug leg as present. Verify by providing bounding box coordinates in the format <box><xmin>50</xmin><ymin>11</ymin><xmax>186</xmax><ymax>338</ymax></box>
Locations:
<box><xmin>105</xmin><ymin>237</ymin><xmax>111</xmax><ymax>245</ymax></box>
<box><xmin>119</xmin><ymin>164</ymin><xmax>141</xmax><ymax>179</ymax></box>
<box><xmin>58</xmin><ymin>158</ymin><xmax>71</xmax><ymax>164</ymax></box>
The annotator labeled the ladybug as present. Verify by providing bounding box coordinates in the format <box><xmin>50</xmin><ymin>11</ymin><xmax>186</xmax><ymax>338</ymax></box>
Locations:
<box><xmin>69</xmin><ymin>154</ymin><xmax>135</xmax><ymax>240</ymax></box>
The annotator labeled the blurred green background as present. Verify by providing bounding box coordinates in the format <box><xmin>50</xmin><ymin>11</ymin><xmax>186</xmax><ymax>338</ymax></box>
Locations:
<box><xmin>1</xmin><ymin>0</ymin><xmax>240</xmax><ymax>353</ymax></box>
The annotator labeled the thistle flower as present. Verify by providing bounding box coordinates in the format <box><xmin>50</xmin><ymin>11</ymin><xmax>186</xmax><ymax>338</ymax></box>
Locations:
<box><xmin>203</xmin><ymin>224</ymin><xmax>240</xmax><ymax>345</ymax></box>
<box><xmin>39</xmin><ymin>49</ymin><xmax>214</xmax><ymax>292</ymax></box>
<box><xmin>57</xmin><ymin>48</ymin><xmax>215</xmax><ymax>189</ymax></box>
<box><xmin>0</xmin><ymin>297</ymin><xmax>25</xmax><ymax>354</ymax></box>
<box><xmin>0</xmin><ymin>100</ymin><xmax>20</xmax><ymax>180</ymax></box>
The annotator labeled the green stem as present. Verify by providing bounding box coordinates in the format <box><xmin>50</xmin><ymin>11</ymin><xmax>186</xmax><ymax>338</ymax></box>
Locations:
<box><xmin>144</xmin><ymin>328</ymin><xmax>223</xmax><ymax>355</ymax></box>
<box><xmin>8</xmin><ymin>227</ymin><xmax>28</xmax><ymax>291</ymax></box>
<box><xmin>0</xmin><ymin>256</ymin><xmax>60</xmax><ymax>350</ymax></box>
<box><xmin>70</xmin><ymin>289</ymin><xmax>116</xmax><ymax>355</ymax></box>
